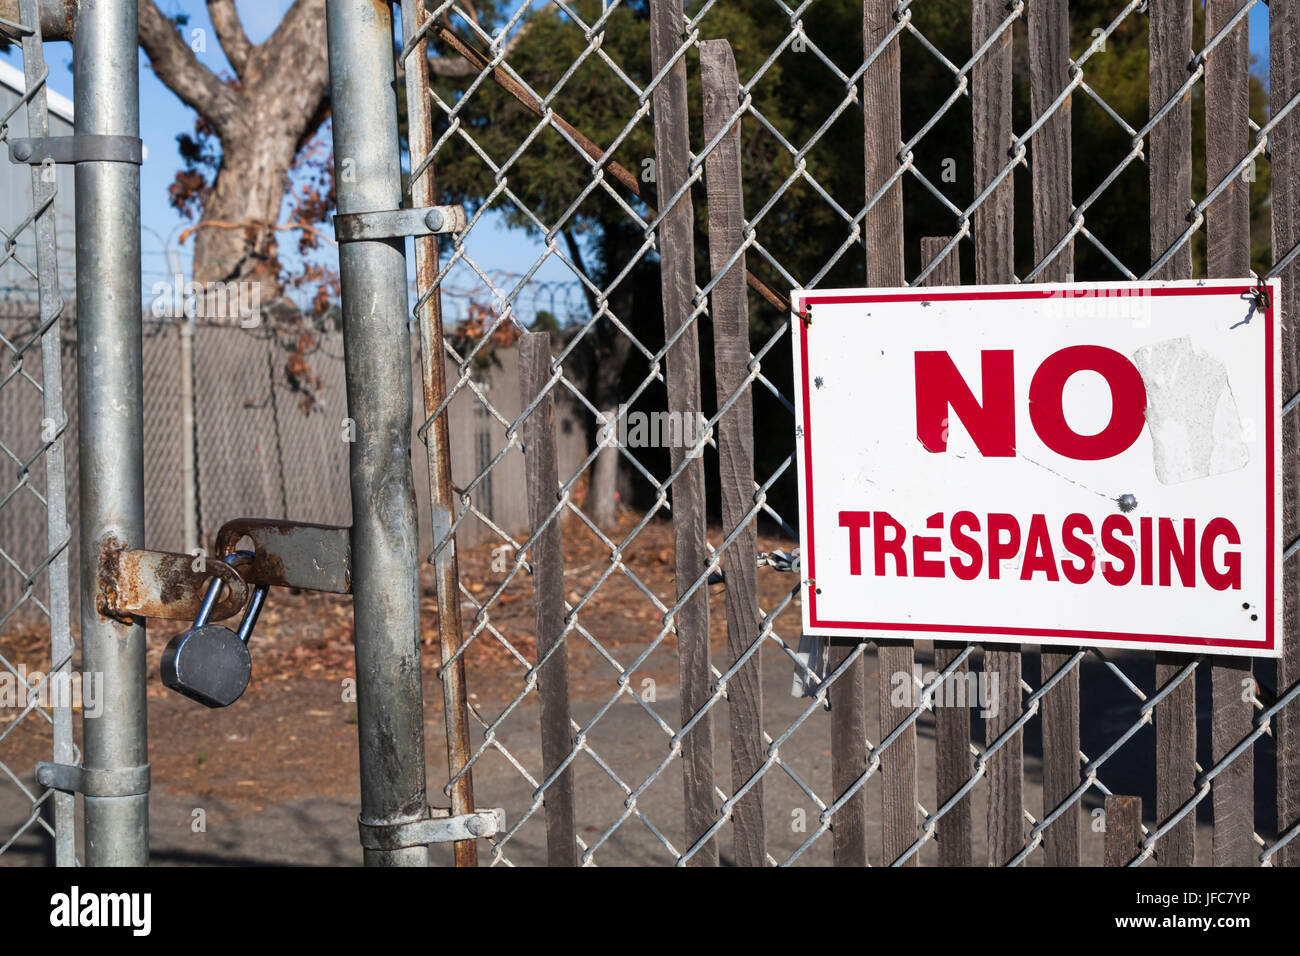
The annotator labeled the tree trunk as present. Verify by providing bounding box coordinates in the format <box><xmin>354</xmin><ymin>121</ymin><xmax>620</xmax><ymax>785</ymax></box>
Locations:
<box><xmin>192</xmin><ymin>131</ymin><xmax>299</xmax><ymax>294</ymax></box>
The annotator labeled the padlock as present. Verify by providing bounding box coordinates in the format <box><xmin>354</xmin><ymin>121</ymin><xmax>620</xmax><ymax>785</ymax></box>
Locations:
<box><xmin>161</xmin><ymin>551</ymin><xmax>268</xmax><ymax>708</ymax></box>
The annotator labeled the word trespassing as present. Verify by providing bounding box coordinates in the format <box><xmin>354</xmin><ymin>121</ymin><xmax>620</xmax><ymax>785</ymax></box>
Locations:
<box><xmin>837</xmin><ymin>510</ymin><xmax>1241</xmax><ymax>590</ymax></box>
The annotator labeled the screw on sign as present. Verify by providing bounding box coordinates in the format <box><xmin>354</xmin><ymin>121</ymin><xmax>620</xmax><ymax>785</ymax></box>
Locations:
<box><xmin>791</xmin><ymin>280</ymin><xmax>1281</xmax><ymax>657</ymax></box>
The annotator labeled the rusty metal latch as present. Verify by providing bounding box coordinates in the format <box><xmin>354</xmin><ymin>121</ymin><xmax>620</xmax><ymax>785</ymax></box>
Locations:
<box><xmin>357</xmin><ymin>807</ymin><xmax>506</xmax><ymax>850</ymax></box>
<box><xmin>213</xmin><ymin>519</ymin><xmax>351</xmax><ymax>594</ymax></box>
<box><xmin>99</xmin><ymin>518</ymin><xmax>352</xmax><ymax>622</ymax></box>
<box><xmin>99</xmin><ymin>546</ymin><xmax>250</xmax><ymax>623</ymax></box>
<box><xmin>333</xmin><ymin>205</ymin><xmax>466</xmax><ymax>242</ymax></box>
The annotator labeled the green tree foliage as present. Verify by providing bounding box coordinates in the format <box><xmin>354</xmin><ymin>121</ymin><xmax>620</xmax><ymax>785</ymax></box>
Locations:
<box><xmin>425</xmin><ymin>0</ymin><xmax>1273</xmax><ymax>515</ymax></box>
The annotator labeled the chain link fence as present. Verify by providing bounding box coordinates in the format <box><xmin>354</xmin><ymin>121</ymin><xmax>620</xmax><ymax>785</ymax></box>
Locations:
<box><xmin>4</xmin><ymin>0</ymin><xmax>1298</xmax><ymax>867</ymax></box>
<box><xmin>391</xmin><ymin>0</ymin><xmax>1300</xmax><ymax>865</ymax></box>
<box><xmin>0</xmin><ymin>0</ymin><xmax>75</xmax><ymax>865</ymax></box>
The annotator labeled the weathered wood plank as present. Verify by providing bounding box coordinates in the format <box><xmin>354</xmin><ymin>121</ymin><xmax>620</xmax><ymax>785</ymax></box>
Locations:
<box><xmin>1274</xmin><ymin>0</ymin><xmax>1300</xmax><ymax>870</ymax></box>
<box><xmin>1028</xmin><ymin>0</ymin><xmax>1073</xmax><ymax>282</ymax></box>
<box><xmin>830</xmin><ymin>644</ymin><xmax>869</xmax><ymax>865</ymax></box>
<box><xmin>1040</xmin><ymin>651</ymin><xmax>1080</xmax><ymax>867</ymax></box>
<box><xmin>971</xmin><ymin>0</ymin><xmax>1015</xmax><ymax>286</ymax></box>
<box><xmin>518</xmin><ymin>332</ymin><xmax>578</xmax><ymax>867</ymax></box>
<box><xmin>972</xmin><ymin>0</ymin><xmax>1022</xmax><ymax>865</ymax></box>
<box><xmin>648</xmin><ymin>0</ymin><xmax>718</xmax><ymax>865</ymax></box>
<box><xmin>701</xmin><ymin>38</ymin><xmax>765</xmax><ymax>868</ymax></box>
<box><xmin>1104</xmin><ymin>795</ymin><xmax>1143</xmax><ymax>867</ymax></box>
<box><xmin>921</xmin><ymin>236</ymin><xmax>973</xmax><ymax>868</ymax></box>
<box><xmin>1149</xmin><ymin>0</ymin><xmax>1197</xmax><ymax>868</ymax></box>
<box><xmin>1205</xmin><ymin>0</ymin><xmax>1255</xmax><ymax>868</ymax></box>
<box><xmin>1028</xmin><ymin>0</ymin><xmax>1080</xmax><ymax>868</ymax></box>
<box><xmin>863</xmin><ymin>0</ymin><xmax>905</xmax><ymax>286</ymax></box>
<box><xmin>1149</xmin><ymin>0</ymin><xmax>1195</xmax><ymax>282</ymax></box>
<box><xmin>864</xmin><ymin>0</ymin><xmax>915</xmax><ymax>866</ymax></box>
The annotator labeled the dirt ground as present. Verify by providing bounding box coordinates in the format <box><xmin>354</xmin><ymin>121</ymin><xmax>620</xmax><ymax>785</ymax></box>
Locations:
<box><xmin>0</xmin><ymin>510</ymin><xmax>1232</xmax><ymax>866</ymax></box>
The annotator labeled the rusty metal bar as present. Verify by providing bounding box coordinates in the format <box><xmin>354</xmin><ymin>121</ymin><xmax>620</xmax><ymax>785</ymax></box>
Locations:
<box><xmin>214</xmin><ymin>519</ymin><xmax>351</xmax><ymax>593</ymax></box>
<box><xmin>403</xmin><ymin>0</ymin><xmax>479</xmax><ymax>868</ymax></box>
<box><xmin>99</xmin><ymin>548</ymin><xmax>249</xmax><ymax>623</ymax></box>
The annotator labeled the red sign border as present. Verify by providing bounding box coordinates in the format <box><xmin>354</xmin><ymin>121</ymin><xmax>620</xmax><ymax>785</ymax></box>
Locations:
<box><xmin>793</xmin><ymin>283</ymin><xmax>1277</xmax><ymax>653</ymax></box>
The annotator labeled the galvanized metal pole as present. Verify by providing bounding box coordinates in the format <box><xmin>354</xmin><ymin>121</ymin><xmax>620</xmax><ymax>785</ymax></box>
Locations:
<box><xmin>74</xmin><ymin>0</ymin><xmax>148</xmax><ymax>865</ymax></box>
<box><xmin>326</xmin><ymin>0</ymin><xmax>430</xmax><ymax>866</ymax></box>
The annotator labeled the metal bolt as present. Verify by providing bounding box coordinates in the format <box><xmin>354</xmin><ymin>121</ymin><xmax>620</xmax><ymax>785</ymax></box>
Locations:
<box><xmin>423</xmin><ymin>208</ymin><xmax>444</xmax><ymax>233</ymax></box>
<box><xmin>12</xmin><ymin>142</ymin><xmax>32</xmax><ymax>162</ymax></box>
<box><xmin>465</xmin><ymin>814</ymin><xmax>487</xmax><ymax>836</ymax></box>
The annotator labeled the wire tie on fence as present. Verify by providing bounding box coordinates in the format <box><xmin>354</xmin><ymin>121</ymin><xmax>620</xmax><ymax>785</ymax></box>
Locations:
<box><xmin>1252</xmin><ymin>281</ymin><xmax>1270</xmax><ymax>312</ymax></box>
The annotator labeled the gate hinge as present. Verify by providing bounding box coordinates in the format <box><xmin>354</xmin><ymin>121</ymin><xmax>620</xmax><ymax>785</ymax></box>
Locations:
<box><xmin>8</xmin><ymin>134</ymin><xmax>143</xmax><ymax>165</ymax></box>
<box><xmin>357</xmin><ymin>806</ymin><xmax>505</xmax><ymax>850</ymax></box>
<box><xmin>37</xmin><ymin>761</ymin><xmax>151</xmax><ymax>798</ymax></box>
<box><xmin>333</xmin><ymin>205</ymin><xmax>466</xmax><ymax>242</ymax></box>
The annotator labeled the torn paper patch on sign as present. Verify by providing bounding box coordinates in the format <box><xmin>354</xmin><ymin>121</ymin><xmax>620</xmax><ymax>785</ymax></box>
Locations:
<box><xmin>1132</xmin><ymin>336</ymin><xmax>1249</xmax><ymax>485</ymax></box>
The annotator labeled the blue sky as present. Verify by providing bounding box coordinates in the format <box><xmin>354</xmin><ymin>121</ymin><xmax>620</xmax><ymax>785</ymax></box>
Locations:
<box><xmin>3</xmin><ymin>0</ymin><xmax>576</xmax><ymax>319</ymax></box>
<box><xmin>0</xmin><ymin>0</ymin><xmax>1276</xmax><ymax>318</ymax></box>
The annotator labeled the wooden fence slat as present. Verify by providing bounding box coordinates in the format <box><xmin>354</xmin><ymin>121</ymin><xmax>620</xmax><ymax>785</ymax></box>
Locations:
<box><xmin>1029</xmin><ymin>0</ymin><xmax>1080</xmax><ymax>869</ymax></box>
<box><xmin>830</xmin><ymin>644</ymin><xmax>870</xmax><ymax>865</ymax></box>
<box><xmin>1149</xmin><ymin>0</ymin><xmax>1197</xmax><ymax>868</ymax></box>
<box><xmin>864</xmin><ymin>0</ymin><xmax>916</xmax><ymax>866</ymax></box>
<box><xmin>921</xmin><ymin>237</ymin><xmax>973</xmax><ymax>868</ymax></box>
<box><xmin>701</xmin><ymin>38</ymin><xmax>765</xmax><ymax>868</ymax></box>
<box><xmin>1104</xmin><ymin>795</ymin><xmax>1143</xmax><ymax>866</ymax></box>
<box><xmin>518</xmin><ymin>332</ymin><xmax>578</xmax><ymax>867</ymax></box>
<box><xmin>1205</xmin><ymin>0</ymin><xmax>1255</xmax><ymax>868</ymax></box>
<box><xmin>1274</xmin><ymin>0</ymin><xmax>1300</xmax><ymax>870</ymax></box>
<box><xmin>864</xmin><ymin>0</ymin><xmax>905</xmax><ymax>286</ymax></box>
<box><xmin>1039</xmin><ymin>651</ymin><xmax>1080</xmax><ymax>866</ymax></box>
<box><xmin>972</xmin><ymin>0</ymin><xmax>1023</xmax><ymax>865</ymax></box>
<box><xmin>1149</xmin><ymin>0</ymin><xmax>1195</xmax><ymax>282</ymax></box>
<box><xmin>1028</xmin><ymin>0</ymin><xmax>1073</xmax><ymax>283</ymax></box>
<box><xmin>648</xmin><ymin>0</ymin><xmax>718</xmax><ymax>865</ymax></box>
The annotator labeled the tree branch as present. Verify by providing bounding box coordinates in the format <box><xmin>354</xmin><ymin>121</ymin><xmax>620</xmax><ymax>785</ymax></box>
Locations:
<box><xmin>429</xmin><ymin>56</ymin><xmax>478</xmax><ymax>78</ymax></box>
<box><xmin>206</xmin><ymin>0</ymin><xmax>253</xmax><ymax>78</ymax></box>
<box><xmin>139</xmin><ymin>0</ymin><xmax>243</xmax><ymax>138</ymax></box>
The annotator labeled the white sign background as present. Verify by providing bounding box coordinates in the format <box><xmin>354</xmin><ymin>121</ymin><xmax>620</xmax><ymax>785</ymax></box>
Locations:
<box><xmin>791</xmin><ymin>280</ymin><xmax>1281</xmax><ymax>657</ymax></box>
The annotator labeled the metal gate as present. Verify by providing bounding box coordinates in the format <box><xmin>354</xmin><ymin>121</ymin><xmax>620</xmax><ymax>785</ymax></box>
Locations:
<box><xmin>3</xmin><ymin>0</ymin><xmax>1299</xmax><ymax>868</ymax></box>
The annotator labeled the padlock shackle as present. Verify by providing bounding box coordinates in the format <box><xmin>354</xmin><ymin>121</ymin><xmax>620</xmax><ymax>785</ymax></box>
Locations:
<box><xmin>191</xmin><ymin>577</ymin><xmax>226</xmax><ymax>629</ymax></box>
<box><xmin>236</xmin><ymin>584</ymin><xmax>269</xmax><ymax>644</ymax></box>
<box><xmin>192</xmin><ymin>551</ymin><xmax>255</xmax><ymax>628</ymax></box>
